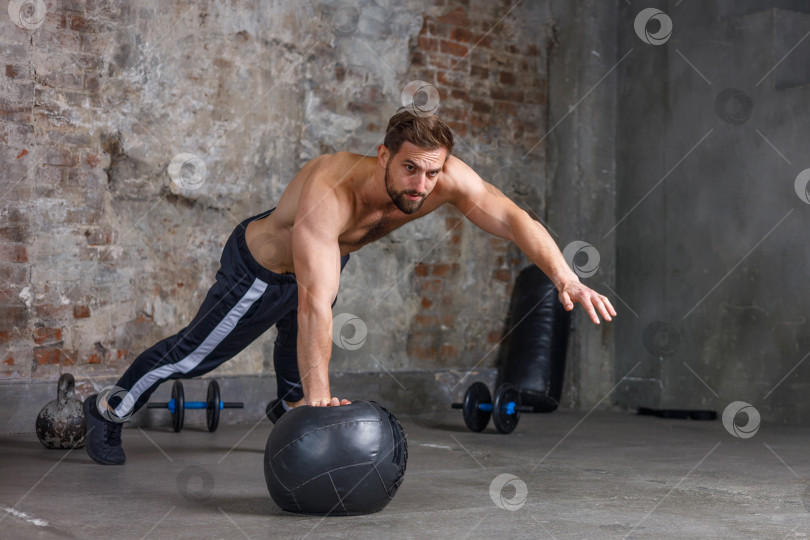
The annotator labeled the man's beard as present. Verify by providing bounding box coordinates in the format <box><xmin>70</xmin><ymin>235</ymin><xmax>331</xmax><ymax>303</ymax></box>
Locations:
<box><xmin>385</xmin><ymin>163</ymin><xmax>426</xmax><ymax>215</ymax></box>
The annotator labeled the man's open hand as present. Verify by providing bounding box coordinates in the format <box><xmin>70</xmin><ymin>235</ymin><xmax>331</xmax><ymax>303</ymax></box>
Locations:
<box><xmin>558</xmin><ymin>280</ymin><xmax>617</xmax><ymax>324</ymax></box>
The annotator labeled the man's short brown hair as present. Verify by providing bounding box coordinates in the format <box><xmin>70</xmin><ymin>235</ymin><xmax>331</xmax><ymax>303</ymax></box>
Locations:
<box><xmin>383</xmin><ymin>109</ymin><xmax>455</xmax><ymax>158</ymax></box>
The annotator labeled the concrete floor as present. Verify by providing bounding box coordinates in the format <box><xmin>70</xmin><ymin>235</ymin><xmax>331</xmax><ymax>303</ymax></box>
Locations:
<box><xmin>1</xmin><ymin>409</ymin><xmax>808</xmax><ymax>539</ymax></box>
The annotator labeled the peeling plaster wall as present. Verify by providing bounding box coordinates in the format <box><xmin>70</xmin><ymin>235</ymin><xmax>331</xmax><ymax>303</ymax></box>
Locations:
<box><xmin>1</xmin><ymin>1</ymin><xmax>553</xmax><ymax>405</ymax></box>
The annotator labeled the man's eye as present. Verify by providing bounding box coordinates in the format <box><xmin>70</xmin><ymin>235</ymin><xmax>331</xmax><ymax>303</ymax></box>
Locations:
<box><xmin>405</xmin><ymin>164</ymin><xmax>414</xmax><ymax>171</ymax></box>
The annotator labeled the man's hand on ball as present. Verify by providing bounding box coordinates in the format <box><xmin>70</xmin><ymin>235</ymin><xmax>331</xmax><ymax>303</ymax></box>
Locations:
<box><xmin>308</xmin><ymin>397</ymin><xmax>352</xmax><ymax>407</ymax></box>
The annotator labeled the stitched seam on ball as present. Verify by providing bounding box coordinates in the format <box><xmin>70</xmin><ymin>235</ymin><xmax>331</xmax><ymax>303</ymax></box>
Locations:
<box><xmin>327</xmin><ymin>472</ymin><xmax>348</xmax><ymax>514</ymax></box>
<box><xmin>270</xmin><ymin>419</ymin><xmax>381</xmax><ymax>459</ymax></box>
<box><xmin>370</xmin><ymin>462</ymin><xmax>390</xmax><ymax>500</ymax></box>
<box><xmin>285</xmin><ymin>460</ymin><xmax>375</xmax><ymax>492</ymax></box>
<box><xmin>373</xmin><ymin>404</ymin><xmax>383</xmax><ymax>467</ymax></box>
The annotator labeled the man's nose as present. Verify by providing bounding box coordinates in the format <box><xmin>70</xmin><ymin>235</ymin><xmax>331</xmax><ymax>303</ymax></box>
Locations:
<box><xmin>414</xmin><ymin>174</ymin><xmax>427</xmax><ymax>193</ymax></box>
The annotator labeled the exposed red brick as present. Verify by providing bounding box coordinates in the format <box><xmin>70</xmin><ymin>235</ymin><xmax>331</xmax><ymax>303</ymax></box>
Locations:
<box><xmin>33</xmin><ymin>326</ymin><xmax>62</xmax><ymax>345</ymax></box>
<box><xmin>446</xmin><ymin>121</ymin><xmax>467</xmax><ymax>136</ymax></box>
<box><xmin>35</xmin><ymin>303</ymin><xmax>72</xmax><ymax>321</ymax></box>
<box><xmin>414</xmin><ymin>263</ymin><xmax>429</xmax><ymax>277</ymax></box>
<box><xmin>5</xmin><ymin>65</ymin><xmax>19</xmax><ymax>78</ymax></box>
<box><xmin>0</xmin><ymin>104</ymin><xmax>33</xmax><ymax>123</ymax></box>
<box><xmin>418</xmin><ymin>36</ymin><xmax>438</xmax><ymax>52</ymax></box>
<box><xmin>437</xmin><ymin>7</ymin><xmax>471</xmax><ymax>27</ymax></box>
<box><xmin>408</xmin><ymin>345</ymin><xmax>437</xmax><ymax>360</ymax></box>
<box><xmin>427</xmin><ymin>21</ymin><xmax>451</xmax><ymax>40</ymax></box>
<box><xmin>421</xmin><ymin>297</ymin><xmax>433</xmax><ymax>308</ymax></box>
<box><xmin>427</xmin><ymin>53</ymin><xmax>452</xmax><ymax>70</ymax></box>
<box><xmin>450</xmin><ymin>27</ymin><xmax>474</xmax><ymax>43</ymax></box>
<box><xmin>437</xmin><ymin>70</ymin><xmax>467</xmax><ymax>88</ymax></box>
<box><xmin>499</xmin><ymin>71</ymin><xmax>517</xmax><ymax>86</ymax></box>
<box><xmin>0</xmin><ymin>244</ymin><xmax>28</xmax><ymax>263</ymax></box>
<box><xmin>524</xmin><ymin>91</ymin><xmax>547</xmax><ymax>105</ymax></box>
<box><xmin>69</xmin><ymin>15</ymin><xmax>100</xmax><ymax>33</ymax></box>
<box><xmin>3</xmin><ymin>356</ymin><xmax>13</xmax><ymax>365</ymax></box>
<box><xmin>490</xmin><ymin>88</ymin><xmax>523</xmax><ymax>102</ymax></box>
<box><xmin>494</xmin><ymin>269</ymin><xmax>511</xmax><ymax>282</ymax></box>
<box><xmin>440</xmin><ymin>344</ymin><xmax>458</xmax><ymax>357</ymax></box>
<box><xmin>471</xmin><ymin>65</ymin><xmax>489</xmax><ymax>80</ymax></box>
<box><xmin>496</xmin><ymin>102</ymin><xmax>518</xmax><ymax>115</ymax></box>
<box><xmin>526</xmin><ymin>43</ymin><xmax>541</xmax><ymax>56</ymax></box>
<box><xmin>472</xmin><ymin>100</ymin><xmax>492</xmax><ymax>114</ymax></box>
<box><xmin>488</xmin><ymin>330</ymin><xmax>502</xmax><ymax>343</ymax></box>
<box><xmin>449</xmin><ymin>88</ymin><xmax>469</xmax><ymax>101</ymax></box>
<box><xmin>0</xmin><ymin>330</ymin><xmax>12</xmax><ymax>344</ymax></box>
<box><xmin>0</xmin><ymin>305</ymin><xmax>27</xmax><ymax>327</ymax></box>
<box><xmin>440</xmin><ymin>39</ymin><xmax>468</xmax><ymax>57</ymax></box>
<box><xmin>34</xmin><ymin>347</ymin><xmax>72</xmax><ymax>365</ymax></box>
<box><xmin>16</xmin><ymin>149</ymin><xmax>28</xmax><ymax>159</ymax></box>
<box><xmin>441</xmin><ymin>106</ymin><xmax>469</xmax><ymax>123</ymax></box>
<box><xmin>0</xmin><ymin>225</ymin><xmax>28</xmax><ymax>243</ymax></box>
<box><xmin>415</xmin><ymin>315</ymin><xmax>439</xmax><ymax>327</ymax></box>
<box><xmin>445</xmin><ymin>217</ymin><xmax>461</xmax><ymax>230</ymax></box>
<box><xmin>73</xmin><ymin>305</ymin><xmax>90</xmax><ymax>318</ymax></box>
<box><xmin>83</xmin><ymin>153</ymin><xmax>101</xmax><ymax>168</ymax></box>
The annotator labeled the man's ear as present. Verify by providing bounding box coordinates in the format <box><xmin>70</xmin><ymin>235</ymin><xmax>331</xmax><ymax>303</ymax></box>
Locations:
<box><xmin>377</xmin><ymin>144</ymin><xmax>390</xmax><ymax>167</ymax></box>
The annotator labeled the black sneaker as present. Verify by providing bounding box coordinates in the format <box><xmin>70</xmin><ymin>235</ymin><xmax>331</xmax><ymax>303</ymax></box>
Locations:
<box><xmin>265</xmin><ymin>399</ymin><xmax>287</xmax><ymax>424</ymax></box>
<box><xmin>83</xmin><ymin>394</ymin><xmax>126</xmax><ymax>465</ymax></box>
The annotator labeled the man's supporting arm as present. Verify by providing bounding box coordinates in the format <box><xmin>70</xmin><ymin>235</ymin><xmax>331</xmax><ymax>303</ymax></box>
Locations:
<box><xmin>291</xmin><ymin>178</ymin><xmax>349</xmax><ymax>406</ymax></box>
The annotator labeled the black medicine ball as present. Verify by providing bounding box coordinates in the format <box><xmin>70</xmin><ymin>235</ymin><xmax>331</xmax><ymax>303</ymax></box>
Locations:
<box><xmin>264</xmin><ymin>401</ymin><xmax>408</xmax><ymax>516</ymax></box>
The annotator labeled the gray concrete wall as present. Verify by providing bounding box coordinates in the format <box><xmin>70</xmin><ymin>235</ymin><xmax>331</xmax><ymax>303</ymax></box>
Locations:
<box><xmin>546</xmin><ymin>0</ymin><xmax>618</xmax><ymax>409</ymax></box>
<box><xmin>613</xmin><ymin>0</ymin><xmax>810</xmax><ymax>423</ymax></box>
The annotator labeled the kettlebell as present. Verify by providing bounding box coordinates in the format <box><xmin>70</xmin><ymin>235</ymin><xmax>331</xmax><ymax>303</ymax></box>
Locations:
<box><xmin>35</xmin><ymin>373</ymin><xmax>86</xmax><ymax>449</ymax></box>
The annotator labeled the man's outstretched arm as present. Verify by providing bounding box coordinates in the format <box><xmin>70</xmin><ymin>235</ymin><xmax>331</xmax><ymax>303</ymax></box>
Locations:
<box><xmin>444</xmin><ymin>156</ymin><xmax>616</xmax><ymax>324</ymax></box>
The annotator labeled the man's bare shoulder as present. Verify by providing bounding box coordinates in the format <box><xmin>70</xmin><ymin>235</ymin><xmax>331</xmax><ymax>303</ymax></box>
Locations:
<box><xmin>435</xmin><ymin>154</ymin><xmax>480</xmax><ymax>201</ymax></box>
<box><xmin>314</xmin><ymin>151</ymin><xmax>369</xmax><ymax>172</ymax></box>
<box><xmin>295</xmin><ymin>152</ymin><xmax>370</xmax><ymax>224</ymax></box>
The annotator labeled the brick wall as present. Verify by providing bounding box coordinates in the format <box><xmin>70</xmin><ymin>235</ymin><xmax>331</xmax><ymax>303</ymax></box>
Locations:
<box><xmin>1</xmin><ymin>0</ymin><xmax>551</xmax><ymax>385</ymax></box>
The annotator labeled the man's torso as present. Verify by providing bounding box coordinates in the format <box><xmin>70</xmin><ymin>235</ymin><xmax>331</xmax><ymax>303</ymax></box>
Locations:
<box><xmin>244</xmin><ymin>152</ymin><xmax>450</xmax><ymax>274</ymax></box>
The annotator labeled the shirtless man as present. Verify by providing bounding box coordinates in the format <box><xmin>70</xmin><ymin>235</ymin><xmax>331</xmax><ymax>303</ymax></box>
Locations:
<box><xmin>83</xmin><ymin>110</ymin><xmax>616</xmax><ymax>465</ymax></box>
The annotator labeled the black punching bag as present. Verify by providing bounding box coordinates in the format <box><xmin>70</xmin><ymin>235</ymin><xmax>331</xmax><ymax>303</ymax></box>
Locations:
<box><xmin>501</xmin><ymin>265</ymin><xmax>571</xmax><ymax>412</ymax></box>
